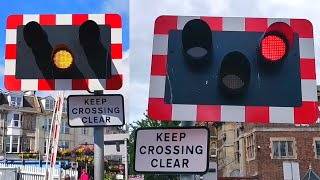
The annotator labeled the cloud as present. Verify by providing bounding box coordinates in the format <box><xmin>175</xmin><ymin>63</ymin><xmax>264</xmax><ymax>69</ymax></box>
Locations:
<box><xmin>0</xmin><ymin>65</ymin><xmax>4</xmax><ymax>76</ymax></box>
<box><xmin>101</xmin><ymin>0</ymin><xmax>129</xmax><ymax>15</ymax></box>
<box><xmin>129</xmin><ymin>0</ymin><xmax>320</xmax><ymax>123</ymax></box>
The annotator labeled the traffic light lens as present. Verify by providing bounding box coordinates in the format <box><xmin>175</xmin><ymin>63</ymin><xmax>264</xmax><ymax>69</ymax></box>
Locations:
<box><xmin>53</xmin><ymin>49</ymin><xmax>73</xmax><ymax>69</ymax></box>
<box><xmin>261</xmin><ymin>35</ymin><xmax>287</xmax><ymax>61</ymax></box>
<box><xmin>219</xmin><ymin>51</ymin><xmax>251</xmax><ymax>95</ymax></box>
<box><xmin>222</xmin><ymin>74</ymin><xmax>245</xmax><ymax>90</ymax></box>
<box><xmin>187</xmin><ymin>47</ymin><xmax>208</xmax><ymax>59</ymax></box>
<box><xmin>182</xmin><ymin>19</ymin><xmax>212</xmax><ymax>65</ymax></box>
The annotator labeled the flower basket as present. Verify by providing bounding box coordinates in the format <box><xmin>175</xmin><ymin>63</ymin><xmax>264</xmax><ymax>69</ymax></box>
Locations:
<box><xmin>18</xmin><ymin>153</ymin><xmax>39</xmax><ymax>159</ymax></box>
<box><xmin>108</xmin><ymin>165</ymin><xmax>119</xmax><ymax>172</ymax></box>
<box><xmin>76</xmin><ymin>156</ymin><xmax>94</xmax><ymax>165</ymax></box>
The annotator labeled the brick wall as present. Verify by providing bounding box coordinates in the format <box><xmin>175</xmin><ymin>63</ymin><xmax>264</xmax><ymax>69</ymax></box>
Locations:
<box><xmin>246</xmin><ymin>130</ymin><xmax>320</xmax><ymax>179</ymax></box>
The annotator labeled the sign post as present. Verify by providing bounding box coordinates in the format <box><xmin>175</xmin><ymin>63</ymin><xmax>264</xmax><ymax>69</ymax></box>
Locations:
<box><xmin>133</xmin><ymin>126</ymin><xmax>209</xmax><ymax>174</ymax></box>
<box><xmin>93</xmin><ymin>90</ymin><xmax>105</xmax><ymax>180</ymax></box>
<box><xmin>67</xmin><ymin>93</ymin><xmax>125</xmax><ymax>180</ymax></box>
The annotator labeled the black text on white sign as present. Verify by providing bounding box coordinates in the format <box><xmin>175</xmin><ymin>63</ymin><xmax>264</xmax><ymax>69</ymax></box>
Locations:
<box><xmin>134</xmin><ymin>127</ymin><xmax>209</xmax><ymax>174</ymax></box>
<box><xmin>67</xmin><ymin>94</ymin><xmax>125</xmax><ymax>127</ymax></box>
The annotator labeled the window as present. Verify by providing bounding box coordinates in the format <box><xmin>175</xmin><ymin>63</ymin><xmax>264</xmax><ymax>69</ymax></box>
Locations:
<box><xmin>5</xmin><ymin>136</ymin><xmax>20</xmax><ymax>153</ymax></box>
<box><xmin>271</xmin><ymin>138</ymin><xmax>296</xmax><ymax>159</ymax></box>
<box><xmin>61</xmin><ymin>122</ymin><xmax>70</xmax><ymax>134</ymax></box>
<box><xmin>64</xmin><ymin>123</ymin><xmax>70</xmax><ymax>134</ymax></box>
<box><xmin>246</xmin><ymin>134</ymin><xmax>255</xmax><ymax>160</ymax></box>
<box><xmin>210</xmin><ymin>141</ymin><xmax>217</xmax><ymax>157</ymax></box>
<box><xmin>12</xmin><ymin>136</ymin><xmax>19</xmax><ymax>153</ymax></box>
<box><xmin>5</xmin><ymin>137</ymin><xmax>10</xmax><ymax>153</ymax></box>
<box><xmin>61</xmin><ymin>122</ymin><xmax>65</xmax><ymax>133</ymax></box>
<box><xmin>44</xmin><ymin>118</ymin><xmax>52</xmax><ymax>131</ymax></box>
<box><xmin>314</xmin><ymin>138</ymin><xmax>320</xmax><ymax>159</ymax></box>
<box><xmin>62</xmin><ymin>102</ymin><xmax>67</xmax><ymax>112</ymax></box>
<box><xmin>22</xmin><ymin>138</ymin><xmax>30</xmax><ymax>152</ymax></box>
<box><xmin>44</xmin><ymin>139</ymin><xmax>52</xmax><ymax>154</ymax></box>
<box><xmin>13</xmin><ymin>114</ymin><xmax>20</xmax><ymax>127</ymax></box>
<box><xmin>59</xmin><ymin>141</ymin><xmax>70</xmax><ymax>150</ymax></box>
<box><xmin>11</xmin><ymin>96</ymin><xmax>22</xmax><ymax>107</ymax></box>
<box><xmin>45</xmin><ymin>99</ymin><xmax>54</xmax><ymax>110</ymax></box>
<box><xmin>7</xmin><ymin>118</ymin><xmax>11</xmax><ymax>127</ymax></box>
<box><xmin>235</xmin><ymin>140</ymin><xmax>240</xmax><ymax>163</ymax></box>
<box><xmin>64</xmin><ymin>141</ymin><xmax>70</xmax><ymax>149</ymax></box>
<box><xmin>315</xmin><ymin>141</ymin><xmax>320</xmax><ymax>158</ymax></box>
<box><xmin>44</xmin><ymin>140</ymin><xmax>47</xmax><ymax>153</ymax></box>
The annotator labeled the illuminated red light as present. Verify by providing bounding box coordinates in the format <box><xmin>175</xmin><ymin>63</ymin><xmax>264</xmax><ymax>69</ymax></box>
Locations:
<box><xmin>261</xmin><ymin>35</ymin><xmax>287</xmax><ymax>61</ymax></box>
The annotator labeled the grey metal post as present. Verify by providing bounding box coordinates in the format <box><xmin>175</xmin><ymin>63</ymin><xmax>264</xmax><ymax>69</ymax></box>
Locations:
<box><xmin>4</xmin><ymin>113</ymin><xmax>7</xmax><ymax>166</ymax></box>
<box><xmin>124</xmin><ymin>138</ymin><xmax>128</xmax><ymax>180</ymax></box>
<box><xmin>94</xmin><ymin>90</ymin><xmax>105</xmax><ymax>180</ymax></box>
<box><xmin>180</xmin><ymin>121</ymin><xmax>196</xmax><ymax>180</ymax></box>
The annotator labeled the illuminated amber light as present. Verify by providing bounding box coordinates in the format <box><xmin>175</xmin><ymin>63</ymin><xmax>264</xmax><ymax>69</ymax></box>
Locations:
<box><xmin>53</xmin><ymin>49</ymin><xmax>73</xmax><ymax>69</ymax></box>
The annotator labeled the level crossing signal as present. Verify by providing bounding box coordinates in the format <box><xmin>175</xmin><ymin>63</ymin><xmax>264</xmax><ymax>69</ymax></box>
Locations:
<box><xmin>148</xmin><ymin>16</ymin><xmax>317</xmax><ymax>124</ymax></box>
<box><xmin>5</xmin><ymin>14</ymin><xmax>123</xmax><ymax>91</ymax></box>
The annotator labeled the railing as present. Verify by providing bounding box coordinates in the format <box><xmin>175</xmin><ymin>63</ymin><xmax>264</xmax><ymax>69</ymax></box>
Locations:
<box><xmin>0</xmin><ymin>163</ymin><xmax>78</xmax><ymax>180</ymax></box>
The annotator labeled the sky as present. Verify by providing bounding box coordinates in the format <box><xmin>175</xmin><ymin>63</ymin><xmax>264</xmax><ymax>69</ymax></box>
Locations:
<box><xmin>1</xmin><ymin>0</ymin><xmax>320</xmax><ymax>124</ymax></box>
<box><xmin>130</xmin><ymin>0</ymin><xmax>320</xmax><ymax>123</ymax></box>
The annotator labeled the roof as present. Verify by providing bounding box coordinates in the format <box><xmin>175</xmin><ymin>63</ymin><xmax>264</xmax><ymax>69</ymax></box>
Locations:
<box><xmin>302</xmin><ymin>165</ymin><xmax>320</xmax><ymax>180</ymax></box>
<box><xmin>0</xmin><ymin>92</ymin><xmax>42</xmax><ymax>113</ymax></box>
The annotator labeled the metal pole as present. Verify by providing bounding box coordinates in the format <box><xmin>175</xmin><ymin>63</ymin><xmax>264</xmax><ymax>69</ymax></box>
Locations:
<box><xmin>124</xmin><ymin>138</ymin><xmax>128</xmax><ymax>180</ymax></box>
<box><xmin>180</xmin><ymin>121</ymin><xmax>196</xmax><ymax>180</ymax></box>
<box><xmin>94</xmin><ymin>90</ymin><xmax>105</xmax><ymax>180</ymax></box>
<box><xmin>4</xmin><ymin>113</ymin><xmax>7</xmax><ymax>165</ymax></box>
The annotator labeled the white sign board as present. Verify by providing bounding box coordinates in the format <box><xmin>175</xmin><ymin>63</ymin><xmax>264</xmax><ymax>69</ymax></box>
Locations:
<box><xmin>67</xmin><ymin>94</ymin><xmax>125</xmax><ymax>127</ymax></box>
<box><xmin>134</xmin><ymin>127</ymin><xmax>209</xmax><ymax>174</ymax></box>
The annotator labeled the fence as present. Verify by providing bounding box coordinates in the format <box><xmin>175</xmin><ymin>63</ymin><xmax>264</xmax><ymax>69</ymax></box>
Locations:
<box><xmin>0</xmin><ymin>163</ymin><xmax>78</xmax><ymax>180</ymax></box>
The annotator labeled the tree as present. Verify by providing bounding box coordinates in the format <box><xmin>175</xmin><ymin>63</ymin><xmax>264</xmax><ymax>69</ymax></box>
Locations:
<box><xmin>129</xmin><ymin>112</ymin><xmax>180</xmax><ymax>180</ymax></box>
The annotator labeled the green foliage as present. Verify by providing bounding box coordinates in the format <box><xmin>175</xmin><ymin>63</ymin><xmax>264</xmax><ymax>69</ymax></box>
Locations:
<box><xmin>104</xmin><ymin>172</ymin><xmax>117</xmax><ymax>180</ymax></box>
<box><xmin>129</xmin><ymin>112</ymin><xmax>180</xmax><ymax>180</ymax></box>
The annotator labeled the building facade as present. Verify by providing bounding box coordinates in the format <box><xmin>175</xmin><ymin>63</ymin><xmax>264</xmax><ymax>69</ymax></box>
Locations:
<box><xmin>0</xmin><ymin>91</ymin><xmax>95</xmax><ymax>159</ymax></box>
<box><xmin>0</xmin><ymin>91</ymin><xmax>41</xmax><ymax>157</ymax></box>
<box><xmin>216</xmin><ymin>88</ymin><xmax>320</xmax><ymax>179</ymax></box>
<box><xmin>37</xmin><ymin>95</ymin><xmax>94</xmax><ymax>155</ymax></box>
<box><xmin>197</xmin><ymin>122</ymin><xmax>218</xmax><ymax>162</ymax></box>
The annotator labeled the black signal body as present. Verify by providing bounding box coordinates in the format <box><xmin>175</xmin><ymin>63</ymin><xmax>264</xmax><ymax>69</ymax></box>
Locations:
<box><xmin>165</xmin><ymin>29</ymin><xmax>302</xmax><ymax>107</ymax></box>
<box><xmin>182</xmin><ymin>19</ymin><xmax>212</xmax><ymax>66</ymax></box>
<box><xmin>16</xmin><ymin>21</ymin><xmax>111</xmax><ymax>79</ymax></box>
<box><xmin>218</xmin><ymin>51</ymin><xmax>251</xmax><ymax>96</ymax></box>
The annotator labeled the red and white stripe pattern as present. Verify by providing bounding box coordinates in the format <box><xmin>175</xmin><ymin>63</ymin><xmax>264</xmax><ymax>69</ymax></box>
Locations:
<box><xmin>5</xmin><ymin>14</ymin><xmax>123</xmax><ymax>91</ymax></box>
<box><xmin>148</xmin><ymin>16</ymin><xmax>318</xmax><ymax>124</ymax></box>
<box><xmin>48</xmin><ymin>91</ymin><xmax>64</xmax><ymax>179</ymax></box>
